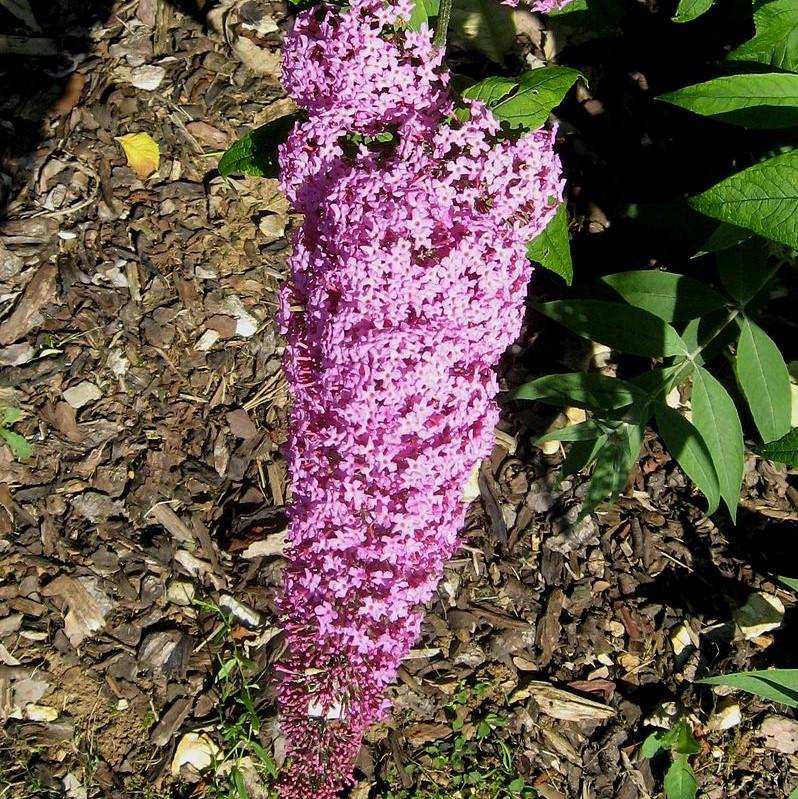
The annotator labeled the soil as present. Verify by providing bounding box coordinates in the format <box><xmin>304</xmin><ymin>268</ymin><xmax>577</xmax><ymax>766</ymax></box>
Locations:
<box><xmin>1</xmin><ymin>1</ymin><xmax>797</xmax><ymax>798</ymax></box>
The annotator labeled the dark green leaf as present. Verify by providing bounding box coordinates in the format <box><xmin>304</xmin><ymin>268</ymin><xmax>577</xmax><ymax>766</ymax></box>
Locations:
<box><xmin>756</xmin><ymin>426</ymin><xmax>798</xmax><ymax>466</ymax></box>
<box><xmin>679</xmin><ymin>311</ymin><xmax>740</xmax><ymax>367</ymax></box>
<box><xmin>672</xmin><ymin>0</ymin><xmax>716</xmax><ymax>22</ymax></box>
<box><xmin>690</xmin><ymin>151</ymin><xmax>798</xmax><ymax>249</ymax></box>
<box><xmin>581</xmin><ymin>424</ymin><xmax>643</xmax><ymax>516</ymax></box>
<box><xmin>526</xmin><ymin>203</ymin><xmax>573</xmax><ymax>284</ymax></box>
<box><xmin>697</xmin><ymin>669</ymin><xmax>798</xmax><ymax>708</ymax></box>
<box><xmin>655</xmin><ymin>403</ymin><xmax>720</xmax><ymax>514</ymax></box>
<box><xmin>673</xmin><ymin>722</ymin><xmax>700</xmax><ymax>756</ymax></box>
<box><xmin>232</xmin><ymin>767</ymin><xmax>249</xmax><ymax>799</ymax></box>
<box><xmin>512</xmin><ymin>372</ymin><xmax>647</xmax><ymax>410</ymax></box>
<box><xmin>538</xmin><ymin>299</ymin><xmax>689</xmax><ymax>357</ymax></box>
<box><xmin>631</xmin><ymin>363</ymin><xmax>693</xmax><ymax>399</ymax></box>
<box><xmin>663</xmin><ymin>755</ymin><xmax>697</xmax><ymax>799</ymax></box>
<box><xmin>691</xmin><ymin>366</ymin><xmax>744</xmax><ymax>520</ymax></box>
<box><xmin>536</xmin><ymin>420</ymin><xmax>607</xmax><ymax>445</ymax></box>
<box><xmin>450</xmin><ymin>0</ymin><xmax>515</xmax><ymax>64</ymax></box>
<box><xmin>735</xmin><ymin>317</ymin><xmax>792</xmax><ymax>443</ymax></box>
<box><xmin>658</xmin><ymin>73</ymin><xmax>798</xmax><ymax>129</ymax></box>
<box><xmin>693</xmin><ymin>221</ymin><xmax>751</xmax><ymax>257</ymax></box>
<box><xmin>728</xmin><ymin>0</ymin><xmax>798</xmax><ymax>73</ymax></box>
<box><xmin>717</xmin><ymin>238</ymin><xmax>777</xmax><ymax>305</ymax></box>
<box><xmin>777</xmin><ymin>575</ymin><xmax>798</xmax><ymax>593</ymax></box>
<box><xmin>560</xmin><ymin>435</ymin><xmax>607</xmax><ymax>481</ymax></box>
<box><xmin>218</xmin><ymin>114</ymin><xmax>301</xmax><ymax>178</ymax></box>
<box><xmin>600</xmin><ymin>271</ymin><xmax>726</xmax><ymax>321</ymax></box>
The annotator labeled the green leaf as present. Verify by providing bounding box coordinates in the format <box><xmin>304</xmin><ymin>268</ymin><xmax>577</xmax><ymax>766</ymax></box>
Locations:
<box><xmin>690</xmin><ymin>151</ymin><xmax>798</xmax><ymax>250</ymax></box>
<box><xmin>680</xmin><ymin>311</ymin><xmax>740</xmax><ymax>367</ymax></box>
<box><xmin>538</xmin><ymin>299</ymin><xmax>689</xmax><ymax>357</ymax></box>
<box><xmin>658</xmin><ymin>73</ymin><xmax>798</xmax><ymax>129</ymax></box>
<box><xmin>218</xmin><ymin>114</ymin><xmax>301</xmax><ymax>178</ymax></box>
<box><xmin>777</xmin><ymin>575</ymin><xmax>798</xmax><ymax>593</ymax></box>
<box><xmin>408</xmin><ymin>0</ymin><xmax>440</xmax><ymax>30</ymax></box>
<box><xmin>512</xmin><ymin>372</ymin><xmax>647</xmax><ymax>410</ymax></box>
<box><xmin>693</xmin><ymin>221</ymin><xmax>751</xmax><ymax>257</ymax></box>
<box><xmin>0</xmin><ymin>427</ymin><xmax>32</xmax><ymax>461</ymax></box>
<box><xmin>663</xmin><ymin>755</ymin><xmax>697</xmax><ymax>799</ymax></box>
<box><xmin>673</xmin><ymin>722</ymin><xmax>700</xmax><ymax>756</ymax></box>
<box><xmin>641</xmin><ymin>731</ymin><xmax>668</xmax><ymax>758</ymax></box>
<box><xmin>536</xmin><ymin>420</ymin><xmax>607</xmax><ymax>444</ymax></box>
<box><xmin>735</xmin><ymin>318</ymin><xmax>792</xmax><ymax>442</ymax></box>
<box><xmin>697</xmin><ymin>669</ymin><xmax>798</xmax><ymax>708</ymax></box>
<box><xmin>231</xmin><ymin>767</ymin><xmax>249</xmax><ymax>799</ymax></box>
<box><xmin>450</xmin><ymin>0</ymin><xmax>516</xmax><ymax>64</ymax></box>
<box><xmin>526</xmin><ymin>203</ymin><xmax>573</xmax><ymax>284</ymax></box>
<box><xmin>672</xmin><ymin>0</ymin><xmax>716</xmax><ymax>22</ymax></box>
<box><xmin>465</xmin><ymin>67</ymin><xmax>581</xmax><ymax>130</ymax></box>
<box><xmin>756</xmin><ymin>426</ymin><xmax>798</xmax><ymax>466</ymax></box>
<box><xmin>655</xmin><ymin>403</ymin><xmax>721</xmax><ymax>514</ymax></box>
<box><xmin>690</xmin><ymin>366</ymin><xmax>744</xmax><ymax>521</ymax></box>
<box><xmin>599</xmin><ymin>271</ymin><xmax>727</xmax><ymax>321</ymax></box>
<box><xmin>717</xmin><ymin>238</ymin><xmax>777</xmax><ymax>306</ymax></box>
<box><xmin>789</xmin><ymin>786</ymin><xmax>798</xmax><ymax>799</ymax></box>
<box><xmin>0</xmin><ymin>406</ymin><xmax>20</xmax><ymax>426</ymax></box>
<box><xmin>728</xmin><ymin>0</ymin><xmax>798</xmax><ymax>73</ymax></box>
<box><xmin>582</xmin><ymin>423</ymin><xmax>643</xmax><ymax>516</ymax></box>
<box><xmin>560</xmin><ymin>435</ymin><xmax>607</xmax><ymax>480</ymax></box>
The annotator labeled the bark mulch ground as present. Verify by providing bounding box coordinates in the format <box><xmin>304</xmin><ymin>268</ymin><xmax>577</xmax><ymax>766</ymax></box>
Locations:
<box><xmin>1</xmin><ymin>1</ymin><xmax>797</xmax><ymax>798</ymax></box>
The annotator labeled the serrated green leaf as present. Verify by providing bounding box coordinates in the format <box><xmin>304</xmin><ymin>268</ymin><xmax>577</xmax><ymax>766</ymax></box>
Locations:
<box><xmin>450</xmin><ymin>0</ymin><xmax>515</xmax><ymax>64</ymax></box>
<box><xmin>690</xmin><ymin>151</ymin><xmax>798</xmax><ymax>250</ymax></box>
<box><xmin>526</xmin><ymin>203</ymin><xmax>573</xmax><ymax>284</ymax></box>
<box><xmin>218</xmin><ymin>114</ymin><xmax>300</xmax><ymax>178</ymax></box>
<box><xmin>655</xmin><ymin>403</ymin><xmax>720</xmax><ymax>514</ymax></box>
<box><xmin>697</xmin><ymin>669</ymin><xmax>798</xmax><ymax>708</ymax></box>
<box><xmin>600</xmin><ymin>271</ymin><xmax>726</xmax><ymax>321</ymax></box>
<box><xmin>664</xmin><ymin>755</ymin><xmax>697</xmax><ymax>799</ymax></box>
<box><xmin>0</xmin><ymin>427</ymin><xmax>31</xmax><ymax>461</ymax></box>
<box><xmin>408</xmin><ymin>0</ymin><xmax>440</xmax><ymax>30</ymax></box>
<box><xmin>658</xmin><ymin>73</ymin><xmax>798</xmax><ymax>129</ymax></box>
<box><xmin>717</xmin><ymin>238</ymin><xmax>777</xmax><ymax>306</ymax></box>
<box><xmin>536</xmin><ymin>420</ymin><xmax>607</xmax><ymax>445</ymax></box>
<box><xmin>728</xmin><ymin>0</ymin><xmax>798</xmax><ymax>73</ymax></box>
<box><xmin>756</xmin><ymin>426</ymin><xmax>798</xmax><ymax>466</ymax></box>
<box><xmin>512</xmin><ymin>372</ymin><xmax>647</xmax><ymax>410</ymax></box>
<box><xmin>539</xmin><ymin>299</ymin><xmax>689</xmax><ymax>357</ymax></box>
<box><xmin>777</xmin><ymin>575</ymin><xmax>798</xmax><ymax>593</ymax></box>
<box><xmin>735</xmin><ymin>318</ymin><xmax>792</xmax><ymax>443</ymax></box>
<box><xmin>691</xmin><ymin>366</ymin><xmax>744</xmax><ymax>520</ymax></box>
<box><xmin>581</xmin><ymin>424</ymin><xmax>643</xmax><ymax>516</ymax></box>
<box><xmin>672</xmin><ymin>0</ymin><xmax>716</xmax><ymax>22</ymax></box>
<box><xmin>560</xmin><ymin>435</ymin><xmax>607</xmax><ymax>480</ymax></box>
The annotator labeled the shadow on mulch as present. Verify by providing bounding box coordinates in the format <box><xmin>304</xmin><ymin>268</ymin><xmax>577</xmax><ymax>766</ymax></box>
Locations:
<box><xmin>0</xmin><ymin>0</ymin><xmax>206</xmax><ymax>218</ymax></box>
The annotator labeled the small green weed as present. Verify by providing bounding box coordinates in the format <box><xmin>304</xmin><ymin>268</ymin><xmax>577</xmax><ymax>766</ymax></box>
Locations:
<box><xmin>0</xmin><ymin>406</ymin><xmax>31</xmax><ymax>460</ymax></box>
<box><xmin>387</xmin><ymin>680</ymin><xmax>535</xmax><ymax>799</ymax></box>
<box><xmin>641</xmin><ymin>720</ymin><xmax>700</xmax><ymax>799</ymax></box>
<box><xmin>194</xmin><ymin>597</ymin><xmax>280</xmax><ymax>799</ymax></box>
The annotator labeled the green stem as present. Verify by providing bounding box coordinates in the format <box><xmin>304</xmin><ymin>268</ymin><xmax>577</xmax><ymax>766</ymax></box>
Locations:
<box><xmin>433</xmin><ymin>0</ymin><xmax>452</xmax><ymax>49</ymax></box>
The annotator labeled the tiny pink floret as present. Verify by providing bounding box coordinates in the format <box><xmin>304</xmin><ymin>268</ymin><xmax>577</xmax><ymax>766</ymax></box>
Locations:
<box><xmin>276</xmin><ymin>1</ymin><xmax>564</xmax><ymax>795</ymax></box>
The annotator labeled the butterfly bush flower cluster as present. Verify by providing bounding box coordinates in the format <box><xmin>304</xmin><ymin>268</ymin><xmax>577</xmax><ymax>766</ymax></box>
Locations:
<box><xmin>276</xmin><ymin>0</ymin><xmax>563</xmax><ymax>795</ymax></box>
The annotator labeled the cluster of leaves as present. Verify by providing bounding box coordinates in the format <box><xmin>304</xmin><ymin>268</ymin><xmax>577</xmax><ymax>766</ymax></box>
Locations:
<box><xmin>513</xmin><ymin>248</ymin><xmax>794</xmax><ymax>520</ymax></box>
<box><xmin>387</xmin><ymin>681</ymin><xmax>535</xmax><ymax>799</ymax></box>
<box><xmin>194</xmin><ymin>598</ymin><xmax>279</xmax><ymax>799</ymax></box>
<box><xmin>641</xmin><ymin>720</ymin><xmax>701</xmax><ymax>799</ymax></box>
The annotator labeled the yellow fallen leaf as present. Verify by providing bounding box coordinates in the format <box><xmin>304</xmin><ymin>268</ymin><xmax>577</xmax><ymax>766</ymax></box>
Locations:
<box><xmin>115</xmin><ymin>132</ymin><xmax>160</xmax><ymax>179</ymax></box>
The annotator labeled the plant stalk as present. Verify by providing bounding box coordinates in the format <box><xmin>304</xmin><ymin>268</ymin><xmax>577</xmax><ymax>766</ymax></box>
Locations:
<box><xmin>433</xmin><ymin>0</ymin><xmax>452</xmax><ymax>49</ymax></box>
